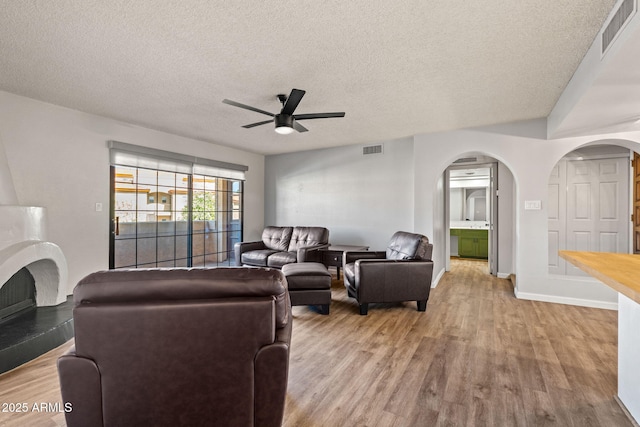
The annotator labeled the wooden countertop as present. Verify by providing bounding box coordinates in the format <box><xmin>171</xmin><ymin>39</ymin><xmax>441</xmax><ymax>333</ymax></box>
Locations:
<box><xmin>559</xmin><ymin>250</ymin><xmax>640</xmax><ymax>305</ymax></box>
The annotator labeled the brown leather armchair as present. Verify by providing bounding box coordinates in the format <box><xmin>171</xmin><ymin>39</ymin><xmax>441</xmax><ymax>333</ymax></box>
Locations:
<box><xmin>57</xmin><ymin>267</ymin><xmax>291</xmax><ymax>427</ymax></box>
<box><xmin>343</xmin><ymin>231</ymin><xmax>434</xmax><ymax>315</ymax></box>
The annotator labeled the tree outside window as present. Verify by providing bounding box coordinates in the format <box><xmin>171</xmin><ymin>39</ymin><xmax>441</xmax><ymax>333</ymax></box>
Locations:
<box><xmin>182</xmin><ymin>191</ymin><xmax>216</xmax><ymax>221</ymax></box>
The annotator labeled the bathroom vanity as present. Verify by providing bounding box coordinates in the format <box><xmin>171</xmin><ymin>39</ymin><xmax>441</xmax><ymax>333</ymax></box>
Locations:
<box><xmin>450</xmin><ymin>226</ymin><xmax>488</xmax><ymax>259</ymax></box>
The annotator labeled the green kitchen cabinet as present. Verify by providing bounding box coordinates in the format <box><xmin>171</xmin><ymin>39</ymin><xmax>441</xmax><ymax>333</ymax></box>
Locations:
<box><xmin>451</xmin><ymin>228</ymin><xmax>488</xmax><ymax>259</ymax></box>
<box><xmin>475</xmin><ymin>235</ymin><xmax>489</xmax><ymax>258</ymax></box>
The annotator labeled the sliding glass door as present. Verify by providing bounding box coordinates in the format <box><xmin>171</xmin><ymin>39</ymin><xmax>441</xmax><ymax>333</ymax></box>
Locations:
<box><xmin>109</xmin><ymin>165</ymin><xmax>243</xmax><ymax>269</ymax></box>
<box><xmin>190</xmin><ymin>174</ymin><xmax>243</xmax><ymax>267</ymax></box>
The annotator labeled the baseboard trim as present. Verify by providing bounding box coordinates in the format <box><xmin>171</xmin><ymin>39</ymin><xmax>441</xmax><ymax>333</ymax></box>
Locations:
<box><xmin>431</xmin><ymin>267</ymin><xmax>445</xmax><ymax>288</ymax></box>
<box><xmin>497</xmin><ymin>272</ymin><xmax>511</xmax><ymax>279</ymax></box>
<box><xmin>514</xmin><ymin>290</ymin><xmax>618</xmax><ymax>310</ymax></box>
<box><xmin>615</xmin><ymin>395</ymin><xmax>640</xmax><ymax>427</ymax></box>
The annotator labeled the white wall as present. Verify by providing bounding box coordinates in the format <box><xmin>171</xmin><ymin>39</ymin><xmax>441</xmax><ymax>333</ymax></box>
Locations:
<box><xmin>0</xmin><ymin>91</ymin><xmax>265</xmax><ymax>295</ymax></box>
<box><xmin>497</xmin><ymin>162</ymin><xmax>515</xmax><ymax>278</ymax></box>
<box><xmin>265</xmin><ymin>116</ymin><xmax>640</xmax><ymax>308</ymax></box>
<box><xmin>264</xmin><ymin>137</ymin><xmax>515</xmax><ymax>288</ymax></box>
<box><xmin>265</xmin><ymin>138</ymin><xmax>415</xmax><ymax>251</ymax></box>
<box><xmin>8</xmin><ymin>87</ymin><xmax>632</xmax><ymax>308</ymax></box>
<box><xmin>414</xmin><ymin>119</ymin><xmax>640</xmax><ymax>309</ymax></box>
<box><xmin>449</xmin><ymin>188</ymin><xmax>463</xmax><ymax>221</ymax></box>
<box><xmin>431</xmin><ymin>171</ymin><xmax>446</xmax><ymax>284</ymax></box>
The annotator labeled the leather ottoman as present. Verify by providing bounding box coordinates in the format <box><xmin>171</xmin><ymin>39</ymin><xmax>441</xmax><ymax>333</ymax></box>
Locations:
<box><xmin>282</xmin><ymin>262</ymin><xmax>331</xmax><ymax>315</ymax></box>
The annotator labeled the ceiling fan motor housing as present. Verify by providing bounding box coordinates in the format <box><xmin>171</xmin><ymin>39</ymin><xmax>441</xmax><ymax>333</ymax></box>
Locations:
<box><xmin>275</xmin><ymin>114</ymin><xmax>293</xmax><ymax>129</ymax></box>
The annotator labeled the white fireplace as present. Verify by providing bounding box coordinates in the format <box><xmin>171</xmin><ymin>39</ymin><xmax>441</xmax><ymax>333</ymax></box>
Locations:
<box><xmin>0</xmin><ymin>206</ymin><xmax>67</xmax><ymax>306</ymax></box>
<box><xmin>0</xmin><ymin>139</ymin><xmax>67</xmax><ymax>308</ymax></box>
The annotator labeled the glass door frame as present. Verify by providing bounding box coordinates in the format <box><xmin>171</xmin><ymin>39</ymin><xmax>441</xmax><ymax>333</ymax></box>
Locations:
<box><xmin>109</xmin><ymin>165</ymin><xmax>244</xmax><ymax>269</ymax></box>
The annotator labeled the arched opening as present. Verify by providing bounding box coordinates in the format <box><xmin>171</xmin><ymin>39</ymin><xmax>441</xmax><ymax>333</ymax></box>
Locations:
<box><xmin>440</xmin><ymin>153</ymin><xmax>517</xmax><ymax>280</ymax></box>
<box><xmin>0</xmin><ymin>241</ymin><xmax>67</xmax><ymax>306</ymax></box>
<box><xmin>548</xmin><ymin>142</ymin><xmax>635</xmax><ymax>275</ymax></box>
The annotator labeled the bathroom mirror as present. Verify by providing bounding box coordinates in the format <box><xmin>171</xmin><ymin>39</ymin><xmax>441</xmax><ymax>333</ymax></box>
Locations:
<box><xmin>465</xmin><ymin>188</ymin><xmax>487</xmax><ymax>221</ymax></box>
<box><xmin>449</xmin><ymin>166</ymin><xmax>490</xmax><ymax>223</ymax></box>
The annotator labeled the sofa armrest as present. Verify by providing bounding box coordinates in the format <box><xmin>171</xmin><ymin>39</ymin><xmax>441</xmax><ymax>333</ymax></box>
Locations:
<box><xmin>254</xmin><ymin>342</ymin><xmax>290</xmax><ymax>427</ymax></box>
<box><xmin>57</xmin><ymin>347</ymin><xmax>103</xmax><ymax>427</ymax></box>
<box><xmin>343</xmin><ymin>251</ymin><xmax>386</xmax><ymax>267</ymax></box>
<box><xmin>255</xmin><ymin>312</ymin><xmax>291</xmax><ymax>427</ymax></box>
<box><xmin>296</xmin><ymin>242</ymin><xmax>329</xmax><ymax>263</ymax></box>
<box><xmin>234</xmin><ymin>240</ymin><xmax>267</xmax><ymax>265</ymax></box>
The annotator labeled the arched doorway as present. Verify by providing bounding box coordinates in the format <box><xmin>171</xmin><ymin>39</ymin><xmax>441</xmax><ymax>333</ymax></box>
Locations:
<box><xmin>548</xmin><ymin>142</ymin><xmax>635</xmax><ymax>275</ymax></box>
<box><xmin>443</xmin><ymin>154</ymin><xmax>516</xmax><ymax>278</ymax></box>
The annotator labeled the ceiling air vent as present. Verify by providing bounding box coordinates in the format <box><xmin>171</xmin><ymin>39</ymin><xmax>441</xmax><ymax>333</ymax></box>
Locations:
<box><xmin>453</xmin><ymin>157</ymin><xmax>477</xmax><ymax>164</ymax></box>
<box><xmin>602</xmin><ymin>0</ymin><xmax>636</xmax><ymax>56</ymax></box>
<box><xmin>363</xmin><ymin>144</ymin><xmax>383</xmax><ymax>155</ymax></box>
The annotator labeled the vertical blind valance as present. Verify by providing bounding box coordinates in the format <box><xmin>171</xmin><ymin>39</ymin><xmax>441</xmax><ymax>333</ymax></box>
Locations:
<box><xmin>108</xmin><ymin>141</ymin><xmax>248</xmax><ymax>180</ymax></box>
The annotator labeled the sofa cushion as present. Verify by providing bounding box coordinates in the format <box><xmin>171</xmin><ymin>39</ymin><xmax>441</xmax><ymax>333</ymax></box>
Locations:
<box><xmin>242</xmin><ymin>249</ymin><xmax>277</xmax><ymax>267</ymax></box>
<box><xmin>282</xmin><ymin>262</ymin><xmax>331</xmax><ymax>290</ymax></box>
<box><xmin>288</xmin><ymin>227</ymin><xmax>329</xmax><ymax>251</ymax></box>
<box><xmin>262</xmin><ymin>226</ymin><xmax>293</xmax><ymax>251</ymax></box>
<box><xmin>267</xmin><ymin>251</ymin><xmax>297</xmax><ymax>269</ymax></box>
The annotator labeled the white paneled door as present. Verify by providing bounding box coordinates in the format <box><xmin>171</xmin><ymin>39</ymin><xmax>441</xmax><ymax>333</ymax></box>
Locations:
<box><xmin>548</xmin><ymin>163</ymin><xmax>565</xmax><ymax>275</ymax></box>
<box><xmin>549</xmin><ymin>155</ymin><xmax>629</xmax><ymax>275</ymax></box>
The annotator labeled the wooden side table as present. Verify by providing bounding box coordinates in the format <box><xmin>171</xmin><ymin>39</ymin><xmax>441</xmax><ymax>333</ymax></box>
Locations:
<box><xmin>321</xmin><ymin>244</ymin><xmax>369</xmax><ymax>279</ymax></box>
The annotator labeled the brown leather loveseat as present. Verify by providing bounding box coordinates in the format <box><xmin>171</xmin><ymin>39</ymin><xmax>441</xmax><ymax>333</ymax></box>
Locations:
<box><xmin>234</xmin><ymin>226</ymin><xmax>329</xmax><ymax>268</ymax></box>
<box><xmin>57</xmin><ymin>267</ymin><xmax>292</xmax><ymax>427</ymax></box>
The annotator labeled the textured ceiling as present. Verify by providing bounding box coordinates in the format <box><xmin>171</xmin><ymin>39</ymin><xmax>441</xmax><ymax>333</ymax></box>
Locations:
<box><xmin>0</xmin><ymin>0</ymin><xmax>617</xmax><ymax>155</ymax></box>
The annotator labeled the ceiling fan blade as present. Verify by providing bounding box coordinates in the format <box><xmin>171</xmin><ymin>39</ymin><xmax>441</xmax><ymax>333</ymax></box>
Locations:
<box><xmin>242</xmin><ymin>119</ymin><xmax>273</xmax><ymax>129</ymax></box>
<box><xmin>294</xmin><ymin>112</ymin><xmax>346</xmax><ymax>120</ymax></box>
<box><xmin>223</xmin><ymin>99</ymin><xmax>274</xmax><ymax>117</ymax></box>
<box><xmin>293</xmin><ymin>120</ymin><xmax>308</xmax><ymax>133</ymax></box>
<box><xmin>281</xmin><ymin>89</ymin><xmax>306</xmax><ymax>115</ymax></box>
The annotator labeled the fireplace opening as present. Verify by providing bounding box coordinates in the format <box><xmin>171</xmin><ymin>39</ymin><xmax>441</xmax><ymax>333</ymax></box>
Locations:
<box><xmin>0</xmin><ymin>265</ymin><xmax>73</xmax><ymax>374</ymax></box>
<box><xmin>0</xmin><ymin>267</ymin><xmax>36</xmax><ymax>323</ymax></box>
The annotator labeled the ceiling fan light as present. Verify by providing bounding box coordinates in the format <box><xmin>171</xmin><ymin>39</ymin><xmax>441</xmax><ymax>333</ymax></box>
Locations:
<box><xmin>274</xmin><ymin>114</ymin><xmax>294</xmax><ymax>135</ymax></box>
<box><xmin>275</xmin><ymin>125</ymin><xmax>295</xmax><ymax>134</ymax></box>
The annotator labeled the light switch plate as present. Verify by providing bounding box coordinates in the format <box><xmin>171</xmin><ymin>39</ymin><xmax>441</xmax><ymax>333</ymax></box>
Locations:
<box><xmin>95</xmin><ymin>202</ymin><xmax>103</xmax><ymax>212</ymax></box>
<box><xmin>524</xmin><ymin>200</ymin><xmax>541</xmax><ymax>210</ymax></box>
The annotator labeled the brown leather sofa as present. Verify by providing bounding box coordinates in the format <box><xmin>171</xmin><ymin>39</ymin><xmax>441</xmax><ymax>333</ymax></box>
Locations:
<box><xmin>57</xmin><ymin>267</ymin><xmax>292</xmax><ymax>427</ymax></box>
<box><xmin>343</xmin><ymin>231</ymin><xmax>434</xmax><ymax>315</ymax></box>
<box><xmin>234</xmin><ymin>226</ymin><xmax>329</xmax><ymax>269</ymax></box>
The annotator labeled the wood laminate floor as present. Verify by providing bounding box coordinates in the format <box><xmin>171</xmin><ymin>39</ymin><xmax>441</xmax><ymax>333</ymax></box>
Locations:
<box><xmin>0</xmin><ymin>259</ymin><xmax>632</xmax><ymax>426</ymax></box>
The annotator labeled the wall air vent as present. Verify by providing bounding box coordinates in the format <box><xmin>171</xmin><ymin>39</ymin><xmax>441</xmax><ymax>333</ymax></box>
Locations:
<box><xmin>362</xmin><ymin>144</ymin><xmax>383</xmax><ymax>155</ymax></box>
<box><xmin>602</xmin><ymin>0</ymin><xmax>636</xmax><ymax>56</ymax></box>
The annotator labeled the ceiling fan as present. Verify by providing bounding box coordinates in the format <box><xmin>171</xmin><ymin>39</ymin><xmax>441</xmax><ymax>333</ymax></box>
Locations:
<box><xmin>223</xmin><ymin>89</ymin><xmax>345</xmax><ymax>134</ymax></box>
